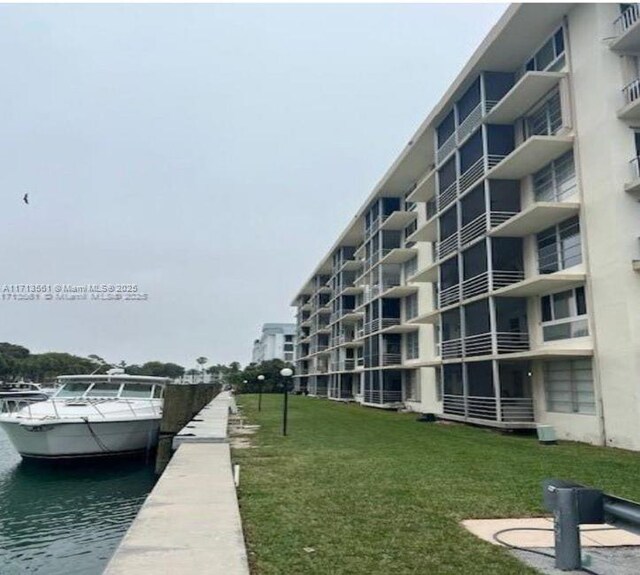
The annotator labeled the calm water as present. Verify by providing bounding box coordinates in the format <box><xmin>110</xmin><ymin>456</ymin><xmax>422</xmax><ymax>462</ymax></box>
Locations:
<box><xmin>0</xmin><ymin>429</ymin><xmax>157</xmax><ymax>575</ymax></box>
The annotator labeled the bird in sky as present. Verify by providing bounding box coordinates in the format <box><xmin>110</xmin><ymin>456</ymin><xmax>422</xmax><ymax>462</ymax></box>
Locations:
<box><xmin>23</xmin><ymin>193</ymin><xmax>28</xmax><ymax>205</ymax></box>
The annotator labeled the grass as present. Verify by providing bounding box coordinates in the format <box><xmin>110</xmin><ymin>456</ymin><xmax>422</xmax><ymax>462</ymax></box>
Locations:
<box><xmin>233</xmin><ymin>395</ymin><xmax>640</xmax><ymax>575</ymax></box>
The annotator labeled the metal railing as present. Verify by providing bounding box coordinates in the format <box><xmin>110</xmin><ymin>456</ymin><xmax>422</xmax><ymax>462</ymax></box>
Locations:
<box><xmin>614</xmin><ymin>3</ymin><xmax>640</xmax><ymax>36</ymax></box>
<box><xmin>436</xmin><ymin>132</ymin><xmax>457</xmax><ymax>165</ymax></box>
<box><xmin>381</xmin><ymin>352</ymin><xmax>402</xmax><ymax>366</ymax></box>
<box><xmin>363</xmin><ymin>389</ymin><xmax>403</xmax><ymax>404</ymax></box>
<box><xmin>460</xmin><ymin>212</ymin><xmax>487</xmax><ymax>246</ymax></box>
<box><xmin>459</xmin><ymin>156</ymin><xmax>485</xmax><ymax>194</ymax></box>
<box><xmin>439</xmin><ymin>283</ymin><xmax>460</xmax><ymax>307</ymax></box>
<box><xmin>457</xmin><ymin>102</ymin><xmax>483</xmax><ymax>143</ymax></box>
<box><xmin>496</xmin><ymin>331</ymin><xmax>529</xmax><ymax>353</ymax></box>
<box><xmin>441</xmin><ymin>338</ymin><xmax>463</xmax><ymax>359</ymax></box>
<box><xmin>443</xmin><ymin>394</ymin><xmax>534</xmax><ymax>422</ymax></box>
<box><xmin>437</xmin><ymin>232</ymin><xmax>459</xmax><ymax>260</ymax></box>
<box><xmin>631</xmin><ymin>156</ymin><xmax>640</xmax><ymax>181</ymax></box>
<box><xmin>364</xmin><ymin>317</ymin><xmax>401</xmax><ymax>334</ymax></box>
<box><xmin>623</xmin><ymin>78</ymin><xmax>640</xmax><ymax>105</ymax></box>
<box><xmin>543</xmin><ymin>478</ymin><xmax>640</xmax><ymax>571</ymax></box>
<box><xmin>463</xmin><ymin>333</ymin><xmax>493</xmax><ymax>356</ymax></box>
<box><xmin>487</xmin><ymin>153</ymin><xmax>507</xmax><ymax>170</ymax></box>
<box><xmin>438</xmin><ymin>180</ymin><xmax>458</xmax><ymax>211</ymax></box>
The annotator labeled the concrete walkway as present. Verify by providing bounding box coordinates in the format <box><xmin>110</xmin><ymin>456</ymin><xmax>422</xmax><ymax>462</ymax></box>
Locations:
<box><xmin>104</xmin><ymin>392</ymin><xmax>250</xmax><ymax>575</ymax></box>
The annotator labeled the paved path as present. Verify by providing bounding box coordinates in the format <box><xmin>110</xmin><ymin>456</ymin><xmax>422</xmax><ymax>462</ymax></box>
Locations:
<box><xmin>104</xmin><ymin>392</ymin><xmax>249</xmax><ymax>575</ymax></box>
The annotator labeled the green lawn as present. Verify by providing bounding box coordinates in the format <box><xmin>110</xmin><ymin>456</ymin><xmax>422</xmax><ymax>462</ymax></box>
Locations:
<box><xmin>233</xmin><ymin>395</ymin><xmax>640</xmax><ymax>575</ymax></box>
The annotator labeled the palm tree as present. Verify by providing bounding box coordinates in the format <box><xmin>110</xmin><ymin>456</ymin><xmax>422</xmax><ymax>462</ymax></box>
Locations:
<box><xmin>196</xmin><ymin>356</ymin><xmax>208</xmax><ymax>383</ymax></box>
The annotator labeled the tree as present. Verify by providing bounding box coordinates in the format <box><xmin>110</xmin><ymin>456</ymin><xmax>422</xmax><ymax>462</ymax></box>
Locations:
<box><xmin>196</xmin><ymin>356</ymin><xmax>208</xmax><ymax>383</ymax></box>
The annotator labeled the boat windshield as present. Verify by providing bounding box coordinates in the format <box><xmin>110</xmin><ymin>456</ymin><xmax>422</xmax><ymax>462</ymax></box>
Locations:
<box><xmin>55</xmin><ymin>382</ymin><xmax>92</xmax><ymax>398</ymax></box>
<box><xmin>121</xmin><ymin>384</ymin><xmax>154</xmax><ymax>398</ymax></box>
<box><xmin>86</xmin><ymin>382</ymin><xmax>121</xmax><ymax>398</ymax></box>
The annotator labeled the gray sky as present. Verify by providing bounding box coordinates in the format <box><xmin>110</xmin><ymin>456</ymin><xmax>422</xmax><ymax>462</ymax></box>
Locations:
<box><xmin>0</xmin><ymin>3</ymin><xmax>506</xmax><ymax>369</ymax></box>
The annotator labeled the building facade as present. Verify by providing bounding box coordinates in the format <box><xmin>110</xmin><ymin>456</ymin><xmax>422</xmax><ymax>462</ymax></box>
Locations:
<box><xmin>292</xmin><ymin>3</ymin><xmax>640</xmax><ymax>450</ymax></box>
<box><xmin>252</xmin><ymin>323</ymin><xmax>296</xmax><ymax>364</ymax></box>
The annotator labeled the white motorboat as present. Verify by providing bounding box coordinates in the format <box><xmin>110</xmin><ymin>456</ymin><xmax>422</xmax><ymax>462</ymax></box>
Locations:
<box><xmin>0</xmin><ymin>381</ymin><xmax>49</xmax><ymax>403</ymax></box>
<box><xmin>0</xmin><ymin>372</ymin><xmax>169</xmax><ymax>460</ymax></box>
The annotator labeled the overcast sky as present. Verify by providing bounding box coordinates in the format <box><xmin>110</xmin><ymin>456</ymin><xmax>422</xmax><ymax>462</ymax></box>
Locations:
<box><xmin>0</xmin><ymin>3</ymin><xmax>506</xmax><ymax>369</ymax></box>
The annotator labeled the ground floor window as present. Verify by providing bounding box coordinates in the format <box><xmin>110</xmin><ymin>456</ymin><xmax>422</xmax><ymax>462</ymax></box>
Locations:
<box><xmin>544</xmin><ymin>359</ymin><xmax>595</xmax><ymax>414</ymax></box>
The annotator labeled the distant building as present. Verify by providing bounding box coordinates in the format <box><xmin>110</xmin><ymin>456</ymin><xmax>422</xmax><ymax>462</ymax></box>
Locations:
<box><xmin>252</xmin><ymin>323</ymin><xmax>296</xmax><ymax>364</ymax></box>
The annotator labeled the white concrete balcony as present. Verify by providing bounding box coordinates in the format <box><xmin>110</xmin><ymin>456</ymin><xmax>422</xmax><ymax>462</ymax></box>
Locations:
<box><xmin>380</xmin><ymin>210</ymin><xmax>417</xmax><ymax>231</ymax></box>
<box><xmin>406</xmin><ymin>167</ymin><xmax>436</xmax><ymax>203</ymax></box>
<box><xmin>407</xmin><ymin>261</ymin><xmax>438</xmax><ymax>283</ymax></box>
<box><xmin>380</xmin><ymin>284</ymin><xmax>419</xmax><ymax>299</ymax></box>
<box><xmin>493</xmin><ymin>270</ymin><xmax>586</xmax><ymax>298</ymax></box>
<box><xmin>378</xmin><ymin>247</ymin><xmax>418</xmax><ymax>266</ymax></box>
<box><xmin>490</xmin><ymin>201</ymin><xmax>580</xmax><ymax>237</ymax></box>
<box><xmin>487</xmin><ymin>135</ymin><xmax>574</xmax><ymax>180</ymax></box>
<box><xmin>406</xmin><ymin>215</ymin><xmax>437</xmax><ymax>243</ymax></box>
<box><xmin>611</xmin><ymin>4</ymin><xmax>640</xmax><ymax>52</ymax></box>
<box><xmin>484</xmin><ymin>71</ymin><xmax>565</xmax><ymax>125</ymax></box>
<box><xmin>618</xmin><ymin>78</ymin><xmax>640</xmax><ymax>121</ymax></box>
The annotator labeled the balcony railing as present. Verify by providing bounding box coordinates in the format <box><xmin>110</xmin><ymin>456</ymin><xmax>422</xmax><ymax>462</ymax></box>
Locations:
<box><xmin>463</xmin><ymin>333</ymin><xmax>493</xmax><ymax>356</ymax></box>
<box><xmin>331</xmin><ymin>359</ymin><xmax>356</xmax><ymax>372</ymax></box>
<box><xmin>381</xmin><ymin>352</ymin><xmax>402</xmax><ymax>366</ymax></box>
<box><xmin>623</xmin><ymin>78</ymin><xmax>640</xmax><ymax>105</ymax></box>
<box><xmin>438</xmin><ymin>180</ymin><xmax>458</xmax><ymax>211</ymax></box>
<box><xmin>441</xmin><ymin>338</ymin><xmax>463</xmax><ymax>359</ymax></box>
<box><xmin>443</xmin><ymin>394</ymin><xmax>534</xmax><ymax>423</ymax></box>
<box><xmin>364</xmin><ymin>317</ymin><xmax>401</xmax><ymax>334</ymax></box>
<box><xmin>439</xmin><ymin>283</ymin><xmax>460</xmax><ymax>307</ymax></box>
<box><xmin>459</xmin><ymin>156</ymin><xmax>484</xmax><ymax>194</ymax></box>
<box><xmin>461</xmin><ymin>270</ymin><xmax>524</xmax><ymax>300</ymax></box>
<box><xmin>457</xmin><ymin>102</ymin><xmax>483</xmax><ymax>143</ymax></box>
<box><xmin>631</xmin><ymin>156</ymin><xmax>640</xmax><ymax>182</ymax></box>
<box><xmin>496</xmin><ymin>331</ymin><xmax>530</xmax><ymax>353</ymax></box>
<box><xmin>363</xmin><ymin>389</ymin><xmax>403</xmax><ymax>404</ymax></box>
<box><xmin>436</xmin><ymin>132</ymin><xmax>457</xmax><ymax>165</ymax></box>
<box><xmin>436</xmin><ymin>232</ymin><xmax>459</xmax><ymax>260</ymax></box>
<box><xmin>614</xmin><ymin>3</ymin><xmax>640</xmax><ymax>36</ymax></box>
<box><xmin>459</xmin><ymin>210</ymin><xmax>518</xmax><ymax>247</ymax></box>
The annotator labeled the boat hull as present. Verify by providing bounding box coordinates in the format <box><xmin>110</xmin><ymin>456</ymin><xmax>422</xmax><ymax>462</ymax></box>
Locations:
<box><xmin>0</xmin><ymin>417</ymin><xmax>160</xmax><ymax>459</ymax></box>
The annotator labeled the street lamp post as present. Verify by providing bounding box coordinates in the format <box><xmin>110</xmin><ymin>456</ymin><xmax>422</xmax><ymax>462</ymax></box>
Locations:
<box><xmin>257</xmin><ymin>375</ymin><xmax>265</xmax><ymax>411</ymax></box>
<box><xmin>280</xmin><ymin>368</ymin><xmax>293</xmax><ymax>436</ymax></box>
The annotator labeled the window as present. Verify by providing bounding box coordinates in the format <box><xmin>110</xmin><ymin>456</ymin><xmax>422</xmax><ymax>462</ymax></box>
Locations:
<box><xmin>524</xmin><ymin>27</ymin><xmax>566</xmax><ymax>73</ymax></box>
<box><xmin>406</xmin><ymin>331</ymin><xmax>419</xmax><ymax>360</ymax></box>
<box><xmin>405</xmin><ymin>292</ymin><xmax>419</xmax><ymax>320</ymax></box>
<box><xmin>537</xmin><ymin>216</ymin><xmax>582</xmax><ymax>273</ymax></box>
<box><xmin>405</xmin><ymin>370</ymin><xmax>421</xmax><ymax>401</ymax></box>
<box><xmin>526</xmin><ymin>89</ymin><xmax>562</xmax><ymax>138</ymax></box>
<box><xmin>544</xmin><ymin>359</ymin><xmax>595</xmax><ymax>414</ymax></box>
<box><xmin>533</xmin><ymin>152</ymin><xmax>577</xmax><ymax>201</ymax></box>
<box><xmin>541</xmin><ymin>287</ymin><xmax>589</xmax><ymax>341</ymax></box>
<box><xmin>285</xmin><ymin>335</ymin><xmax>293</xmax><ymax>342</ymax></box>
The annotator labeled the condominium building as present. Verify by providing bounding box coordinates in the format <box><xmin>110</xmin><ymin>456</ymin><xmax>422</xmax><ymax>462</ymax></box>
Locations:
<box><xmin>252</xmin><ymin>323</ymin><xmax>296</xmax><ymax>364</ymax></box>
<box><xmin>291</xmin><ymin>3</ymin><xmax>640</xmax><ymax>450</ymax></box>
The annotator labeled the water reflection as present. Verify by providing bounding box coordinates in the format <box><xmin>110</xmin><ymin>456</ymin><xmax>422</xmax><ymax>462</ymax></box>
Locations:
<box><xmin>0</xmin><ymin>431</ymin><xmax>156</xmax><ymax>575</ymax></box>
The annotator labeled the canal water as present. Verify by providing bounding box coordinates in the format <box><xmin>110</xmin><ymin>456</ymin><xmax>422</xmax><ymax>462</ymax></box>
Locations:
<box><xmin>0</xmin><ymin>429</ymin><xmax>156</xmax><ymax>575</ymax></box>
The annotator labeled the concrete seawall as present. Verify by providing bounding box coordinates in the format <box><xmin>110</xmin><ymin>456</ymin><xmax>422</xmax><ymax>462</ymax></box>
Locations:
<box><xmin>104</xmin><ymin>391</ymin><xmax>250</xmax><ymax>575</ymax></box>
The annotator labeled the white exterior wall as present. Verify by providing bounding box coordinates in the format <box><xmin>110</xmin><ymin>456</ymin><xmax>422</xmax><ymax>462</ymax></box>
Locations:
<box><xmin>566</xmin><ymin>3</ymin><xmax>640</xmax><ymax>450</ymax></box>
